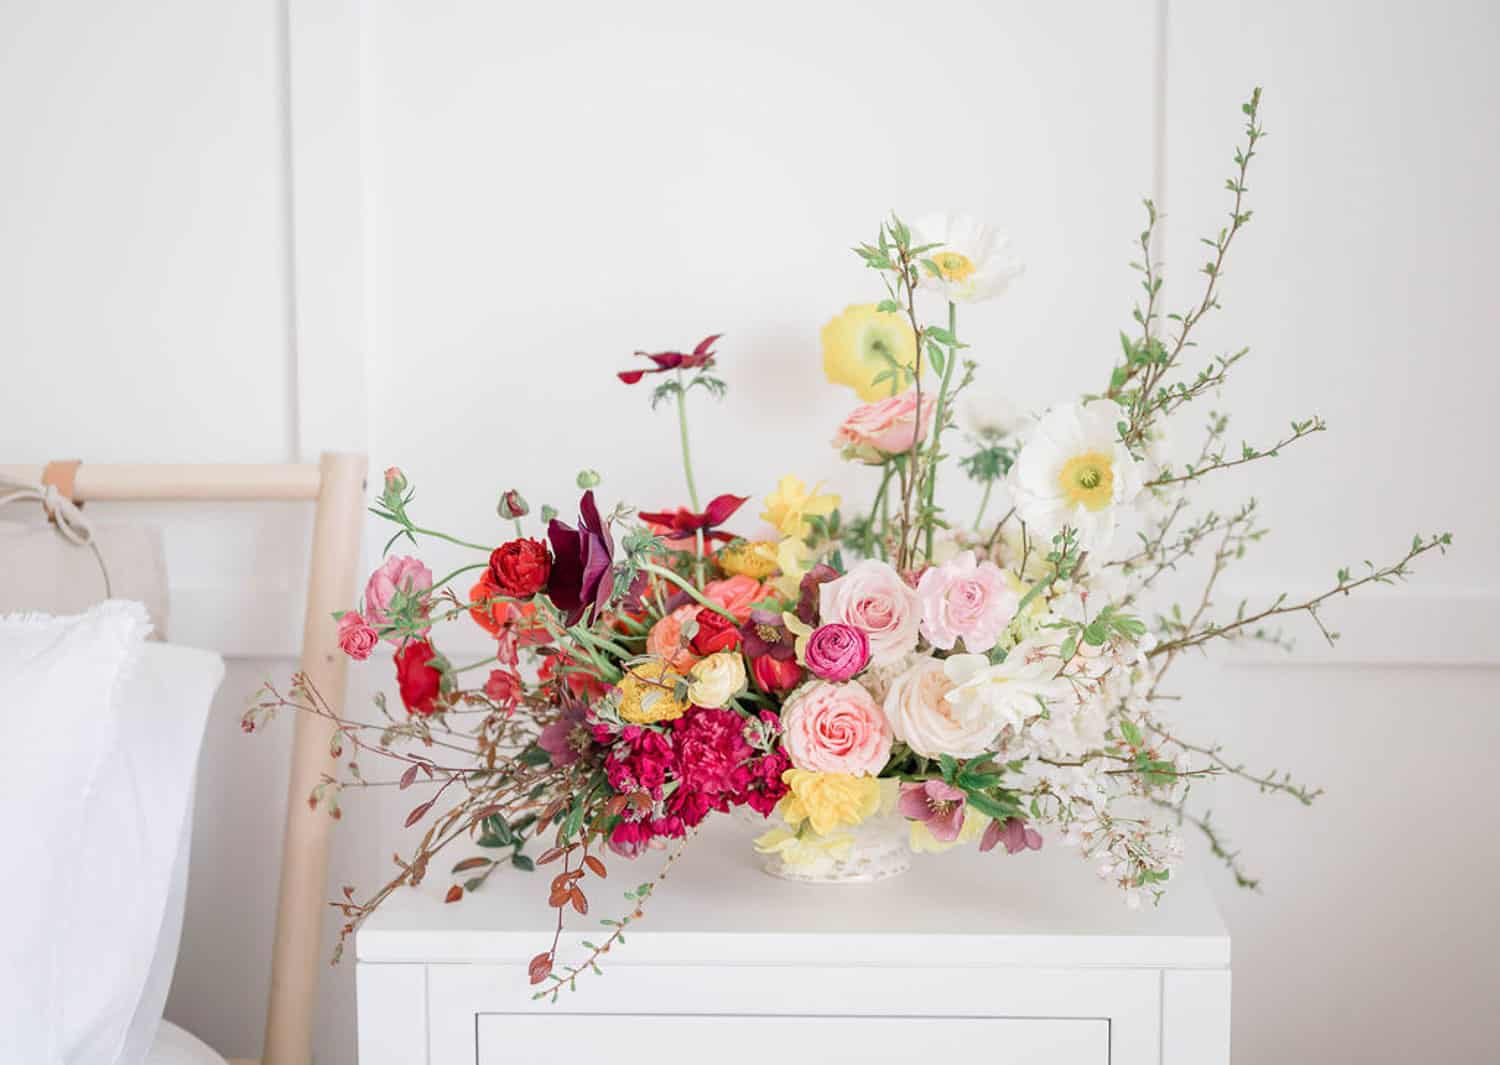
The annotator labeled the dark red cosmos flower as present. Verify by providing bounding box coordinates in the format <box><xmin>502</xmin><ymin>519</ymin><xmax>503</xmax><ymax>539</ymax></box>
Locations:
<box><xmin>638</xmin><ymin>493</ymin><xmax>748</xmax><ymax>545</ymax></box>
<box><xmin>394</xmin><ymin>639</ymin><xmax>443</xmax><ymax>716</ymax></box>
<box><xmin>488</xmin><ymin>537</ymin><xmax>551</xmax><ymax>598</ymax></box>
<box><xmin>546</xmin><ymin>491</ymin><xmax>615</xmax><ymax>626</ymax></box>
<box><xmin>616</xmin><ymin>334</ymin><xmax>722</xmax><ymax>384</ymax></box>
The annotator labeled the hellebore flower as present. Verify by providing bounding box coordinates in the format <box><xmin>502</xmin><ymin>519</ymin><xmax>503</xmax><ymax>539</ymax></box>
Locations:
<box><xmin>617</xmin><ymin>334</ymin><xmax>721</xmax><ymax>384</ymax></box>
<box><xmin>898</xmin><ymin>779</ymin><xmax>968</xmax><ymax>843</ymax></box>
<box><xmin>980</xmin><ymin>816</ymin><xmax>1044</xmax><ymax>855</ymax></box>
<box><xmin>546</xmin><ymin>490</ymin><xmax>615</xmax><ymax>626</ymax></box>
<box><xmin>638</xmin><ymin>492</ymin><xmax>748</xmax><ymax>545</ymax></box>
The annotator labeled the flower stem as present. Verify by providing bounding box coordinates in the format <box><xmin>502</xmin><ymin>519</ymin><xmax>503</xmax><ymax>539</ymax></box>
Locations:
<box><xmin>640</xmin><ymin>562</ymin><xmax>738</xmax><ymax>623</ymax></box>
<box><xmin>922</xmin><ymin>301</ymin><xmax>959</xmax><ymax>563</ymax></box>
<box><xmin>973</xmin><ymin>478</ymin><xmax>994</xmax><ymax>531</ymax></box>
<box><xmin>674</xmin><ymin>373</ymin><xmax>701</xmax><ymax>512</ymax></box>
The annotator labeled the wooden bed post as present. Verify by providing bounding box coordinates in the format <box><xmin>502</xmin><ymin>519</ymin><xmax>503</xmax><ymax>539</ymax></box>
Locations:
<box><xmin>261</xmin><ymin>451</ymin><xmax>367</xmax><ymax>1065</ymax></box>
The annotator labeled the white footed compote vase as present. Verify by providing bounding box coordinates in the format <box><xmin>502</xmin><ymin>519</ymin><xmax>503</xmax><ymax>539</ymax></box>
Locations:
<box><xmin>752</xmin><ymin>805</ymin><xmax>912</xmax><ymax>884</ymax></box>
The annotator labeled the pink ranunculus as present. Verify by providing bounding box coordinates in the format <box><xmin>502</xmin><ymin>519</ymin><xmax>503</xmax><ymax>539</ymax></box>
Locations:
<box><xmin>363</xmin><ymin>555</ymin><xmax>433</xmax><ymax>634</ymax></box>
<box><xmin>703</xmin><ymin>574</ymin><xmax>773</xmax><ymax>623</ymax></box>
<box><xmin>336</xmin><ymin>611</ymin><xmax>378</xmax><ymax>660</ymax></box>
<box><xmin>780</xmin><ymin>680</ymin><xmax>893</xmax><ymax>776</ymax></box>
<box><xmin>833</xmin><ymin>388</ymin><xmax>936</xmax><ymax>464</ymax></box>
<box><xmin>818</xmin><ymin>559</ymin><xmax>921</xmax><ymax>666</ymax></box>
<box><xmin>804</xmin><ymin>623</ymin><xmax>870</xmax><ymax>682</ymax></box>
<box><xmin>916</xmin><ymin>549</ymin><xmax>1018</xmax><ymax>653</ymax></box>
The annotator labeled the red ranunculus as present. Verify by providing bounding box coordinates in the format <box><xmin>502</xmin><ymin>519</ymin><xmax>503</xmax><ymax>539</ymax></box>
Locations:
<box><xmin>488</xmin><ymin>538</ymin><xmax>552</xmax><ymax>598</ymax></box>
<box><xmin>395</xmin><ymin>639</ymin><xmax>443</xmax><ymax>716</ymax></box>
<box><xmin>689</xmin><ymin>607</ymin><xmax>742</xmax><ymax>656</ymax></box>
<box><xmin>751</xmin><ymin>654</ymin><xmax>802</xmax><ymax>694</ymax></box>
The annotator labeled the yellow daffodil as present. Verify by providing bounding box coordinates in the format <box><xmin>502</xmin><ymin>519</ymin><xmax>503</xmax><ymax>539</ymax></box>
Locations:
<box><xmin>617</xmin><ymin>659</ymin><xmax>688</xmax><ymax>724</ymax></box>
<box><xmin>772</xmin><ymin>536</ymin><xmax>810</xmax><ymax>599</ymax></box>
<box><xmin>753</xmin><ymin>826</ymin><xmax>855</xmax><ymax>866</ymax></box>
<box><xmin>777</xmin><ymin>769</ymin><xmax>882</xmax><ymax>836</ymax></box>
<box><xmin>762</xmin><ymin>475</ymin><xmax>840</xmax><ymax>539</ymax></box>
<box><xmin>821</xmin><ymin>304</ymin><xmax>918</xmax><ymax>401</ymax></box>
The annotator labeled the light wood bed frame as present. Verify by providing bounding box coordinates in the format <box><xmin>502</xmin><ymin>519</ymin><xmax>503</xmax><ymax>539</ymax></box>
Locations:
<box><xmin>0</xmin><ymin>453</ymin><xmax>368</xmax><ymax>1065</ymax></box>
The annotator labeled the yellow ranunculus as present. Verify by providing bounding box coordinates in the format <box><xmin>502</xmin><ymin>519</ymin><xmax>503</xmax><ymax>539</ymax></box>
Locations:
<box><xmin>821</xmin><ymin>303</ymin><xmax>918</xmax><ymax>402</ymax></box>
<box><xmin>617</xmin><ymin>659</ymin><xmax>688</xmax><ymax>724</ymax></box>
<box><xmin>762</xmin><ymin>475</ymin><xmax>840</xmax><ymax>539</ymax></box>
<box><xmin>687</xmin><ymin>652</ymin><xmax>746</xmax><ymax>708</ymax></box>
<box><xmin>718</xmin><ymin>539</ymin><xmax>780</xmax><ymax>579</ymax></box>
<box><xmin>777</xmin><ymin>769</ymin><xmax>882</xmax><ymax>836</ymax></box>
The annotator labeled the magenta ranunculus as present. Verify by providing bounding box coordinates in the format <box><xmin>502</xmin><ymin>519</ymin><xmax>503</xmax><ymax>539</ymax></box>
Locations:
<box><xmin>804</xmin><ymin>623</ymin><xmax>870</xmax><ymax>681</ymax></box>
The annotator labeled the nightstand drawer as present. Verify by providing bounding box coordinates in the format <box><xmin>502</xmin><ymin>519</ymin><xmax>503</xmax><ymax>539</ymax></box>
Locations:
<box><xmin>477</xmin><ymin>1014</ymin><xmax>1109</xmax><ymax>1064</ymax></box>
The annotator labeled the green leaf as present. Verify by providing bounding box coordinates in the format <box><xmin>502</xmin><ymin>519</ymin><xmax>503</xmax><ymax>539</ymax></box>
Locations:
<box><xmin>510</xmin><ymin>853</ymin><xmax>535</xmax><ymax>871</ymax></box>
<box><xmin>964</xmin><ymin>789</ymin><xmax>1022</xmax><ymax>823</ymax></box>
<box><xmin>1119</xmin><ymin>719</ymin><xmax>1143</xmax><ymax>748</ymax></box>
<box><xmin>937</xmin><ymin>754</ymin><xmax>958</xmax><ymax>783</ymax></box>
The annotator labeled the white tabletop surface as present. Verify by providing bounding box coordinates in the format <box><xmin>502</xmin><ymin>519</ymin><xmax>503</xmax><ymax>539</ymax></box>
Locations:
<box><xmin>357</xmin><ymin>815</ymin><xmax>1229</xmax><ymax>969</ymax></box>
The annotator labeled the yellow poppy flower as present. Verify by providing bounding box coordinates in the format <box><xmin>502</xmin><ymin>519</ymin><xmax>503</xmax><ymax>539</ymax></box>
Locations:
<box><xmin>821</xmin><ymin>304</ymin><xmax>918</xmax><ymax>401</ymax></box>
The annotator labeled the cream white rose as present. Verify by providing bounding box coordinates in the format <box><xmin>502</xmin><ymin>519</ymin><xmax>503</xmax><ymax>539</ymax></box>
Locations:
<box><xmin>884</xmin><ymin>656</ymin><xmax>997</xmax><ymax>759</ymax></box>
<box><xmin>687</xmin><ymin>652</ymin><xmax>747</xmax><ymax>708</ymax></box>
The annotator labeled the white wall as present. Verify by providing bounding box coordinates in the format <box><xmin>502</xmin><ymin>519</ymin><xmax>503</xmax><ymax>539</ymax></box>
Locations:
<box><xmin>1</xmin><ymin>2</ymin><xmax>1497</xmax><ymax>1063</ymax></box>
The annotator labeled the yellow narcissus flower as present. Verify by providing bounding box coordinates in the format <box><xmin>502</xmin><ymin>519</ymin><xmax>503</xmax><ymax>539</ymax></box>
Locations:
<box><xmin>687</xmin><ymin>652</ymin><xmax>746</xmax><ymax>708</ymax></box>
<box><xmin>772</xmin><ymin>536</ymin><xmax>810</xmax><ymax>599</ymax></box>
<box><xmin>821</xmin><ymin>304</ymin><xmax>918</xmax><ymax>401</ymax></box>
<box><xmin>762</xmin><ymin>475</ymin><xmax>839</xmax><ymax>539</ymax></box>
<box><xmin>754</xmin><ymin>826</ymin><xmax>855</xmax><ymax>866</ymax></box>
<box><xmin>718</xmin><ymin>539</ymin><xmax>780</xmax><ymax>579</ymax></box>
<box><xmin>617</xmin><ymin>659</ymin><xmax>688</xmax><ymax>724</ymax></box>
<box><xmin>777</xmin><ymin>769</ymin><xmax>882</xmax><ymax>836</ymax></box>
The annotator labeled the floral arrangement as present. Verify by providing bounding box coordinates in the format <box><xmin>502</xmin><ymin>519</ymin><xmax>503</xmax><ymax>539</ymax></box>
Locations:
<box><xmin>246</xmin><ymin>90</ymin><xmax>1449</xmax><ymax>999</ymax></box>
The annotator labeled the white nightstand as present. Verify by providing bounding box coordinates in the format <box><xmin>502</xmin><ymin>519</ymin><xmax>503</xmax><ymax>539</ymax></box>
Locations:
<box><xmin>355</xmin><ymin>818</ymin><xmax>1229</xmax><ymax>1064</ymax></box>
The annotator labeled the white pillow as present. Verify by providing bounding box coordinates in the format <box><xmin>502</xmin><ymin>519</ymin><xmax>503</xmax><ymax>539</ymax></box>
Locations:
<box><xmin>64</xmin><ymin>642</ymin><xmax>224</xmax><ymax>1065</ymax></box>
<box><xmin>0</xmin><ymin>601</ymin><xmax>154</xmax><ymax>1065</ymax></box>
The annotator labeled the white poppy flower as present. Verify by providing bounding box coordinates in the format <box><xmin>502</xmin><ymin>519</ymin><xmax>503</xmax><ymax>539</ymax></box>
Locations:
<box><xmin>1009</xmin><ymin>402</ymin><xmax>1143</xmax><ymax>552</ymax></box>
<box><xmin>911</xmin><ymin>211</ymin><xmax>1023</xmax><ymax>304</ymax></box>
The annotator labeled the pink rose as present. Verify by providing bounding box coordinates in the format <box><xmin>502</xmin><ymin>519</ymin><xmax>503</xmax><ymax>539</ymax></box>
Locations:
<box><xmin>916</xmin><ymin>549</ymin><xmax>1018</xmax><ymax>652</ymax></box>
<box><xmin>804</xmin><ymin>623</ymin><xmax>870</xmax><ymax>682</ymax></box>
<box><xmin>364</xmin><ymin>555</ymin><xmax>433</xmax><ymax>636</ymax></box>
<box><xmin>833</xmin><ymin>389</ymin><xmax>936</xmax><ymax>464</ymax></box>
<box><xmin>336</xmin><ymin>611</ymin><xmax>378</xmax><ymax>660</ymax></box>
<box><xmin>703</xmin><ymin>574</ymin><xmax>773</xmax><ymax>623</ymax></box>
<box><xmin>781</xmin><ymin>680</ymin><xmax>893</xmax><ymax>776</ymax></box>
<box><xmin>818</xmin><ymin>559</ymin><xmax>921</xmax><ymax>666</ymax></box>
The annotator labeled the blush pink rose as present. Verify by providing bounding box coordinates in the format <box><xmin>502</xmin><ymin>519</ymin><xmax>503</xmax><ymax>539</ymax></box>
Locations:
<box><xmin>916</xmin><ymin>549</ymin><xmax>1018</xmax><ymax>652</ymax></box>
<box><xmin>336</xmin><ymin>611</ymin><xmax>379</xmax><ymax>660</ymax></box>
<box><xmin>818</xmin><ymin>559</ymin><xmax>921</xmax><ymax>666</ymax></box>
<box><xmin>833</xmin><ymin>389</ymin><xmax>936</xmax><ymax>464</ymax></box>
<box><xmin>781</xmin><ymin>680</ymin><xmax>893</xmax><ymax>776</ymax></box>
<box><xmin>646</xmin><ymin>603</ymin><xmax>703</xmax><ymax>672</ymax></box>
<box><xmin>703</xmin><ymin>574</ymin><xmax>773</xmax><ymax>622</ymax></box>
<box><xmin>363</xmin><ymin>555</ymin><xmax>433</xmax><ymax>636</ymax></box>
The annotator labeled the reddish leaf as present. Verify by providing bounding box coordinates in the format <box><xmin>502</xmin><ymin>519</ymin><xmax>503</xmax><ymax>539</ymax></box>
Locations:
<box><xmin>404</xmin><ymin>799</ymin><xmax>434</xmax><ymax>828</ymax></box>
<box><xmin>399</xmin><ymin>764</ymin><xmax>419</xmax><ymax>790</ymax></box>
<box><xmin>451</xmin><ymin>857</ymin><xmax>493</xmax><ymax>874</ymax></box>
<box><xmin>528</xmin><ymin>952</ymin><xmax>553</xmax><ymax>985</ymax></box>
<box><xmin>444</xmin><ymin>885</ymin><xmax>463</xmax><ymax>904</ymax></box>
<box><xmin>569</xmin><ymin>888</ymin><xmax>589</xmax><ymax>916</ymax></box>
<box><xmin>537</xmin><ymin>847</ymin><xmax>565</xmax><ymax>866</ymax></box>
<box><xmin>583</xmin><ymin>855</ymin><xmax>608</xmax><ymax>879</ymax></box>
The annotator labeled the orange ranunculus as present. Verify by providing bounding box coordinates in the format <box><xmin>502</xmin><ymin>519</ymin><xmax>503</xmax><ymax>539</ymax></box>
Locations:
<box><xmin>469</xmin><ymin>575</ymin><xmax>549</xmax><ymax>644</ymax></box>
<box><xmin>703</xmin><ymin>574</ymin><xmax>776</xmax><ymax>623</ymax></box>
<box><xmin>646</xmin><ymin>604</ymin><xmax>703</xmax><ymax>673</ymax></box>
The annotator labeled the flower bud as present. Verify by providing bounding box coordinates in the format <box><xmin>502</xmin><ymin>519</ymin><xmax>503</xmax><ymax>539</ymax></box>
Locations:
<box><xmin>496</xmin><ymin>488</ymin><xmax>530</xmax><ymax>520</ymax></box>
<box><xmin>576</xmin><ymin>469</ymin><xmax>602</xmax><ymax>490</ymax></box>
